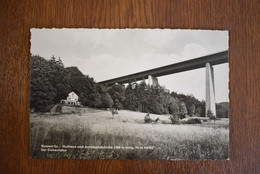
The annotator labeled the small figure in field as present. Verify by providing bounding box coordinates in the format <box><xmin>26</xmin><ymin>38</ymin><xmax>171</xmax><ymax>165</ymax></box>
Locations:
<box><xmin>111</xmin><ymin>107</ymin><xmax>118</xmax><ymax>116</ymax></box>
<box><xmin>144</xmin><ymin>113</ymin><xmax>160</xmax><ymax>124</ymax></box>
<box><xmin>144</xmin><ymin>113</ymin><xmax>151</xmax><ymax>123</ymax></box>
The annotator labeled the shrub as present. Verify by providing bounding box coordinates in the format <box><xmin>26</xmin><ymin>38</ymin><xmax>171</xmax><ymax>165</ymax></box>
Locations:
<box><xmin>169</xmin><ymin>114</ymin><xmax>179</xmax><ymax>124</ymax></box>
<box><xmin>161</xmin><ymin>120</ymin><xmax>167</xmax><ymax>124</ymax></box>
<box><xmin>185</xmin><ymin>118</ymin><xmax>202</xmax><ymax>124</ymax></box>
<box><xmin>207</xmin><ymin>110</ymin><xmax>216</xmax><ymax>119</ymax></box>
<box><xmin>111</xmin><ymin>108</ymin><xmax>118</xmax><ymax>115</ymax></box>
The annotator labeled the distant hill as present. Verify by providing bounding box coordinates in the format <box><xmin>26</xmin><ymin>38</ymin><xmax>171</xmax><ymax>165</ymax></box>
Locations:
<box><xmin>216</xmin><ymin>102</ymin><xmax>229</xmax><ymax>118</ymax></box>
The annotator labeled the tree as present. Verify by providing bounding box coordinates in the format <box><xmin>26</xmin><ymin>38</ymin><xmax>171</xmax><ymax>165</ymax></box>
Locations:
<box><xmin>78</xmin><ymin>93</ymin><xmax>88</xmax><ymax>106</ymax></box>
<box><xmin>168</xmin><ymin>100</ymin><xmax>179</xmax><ymax>116</ymax></box>
<box><xmin>195</xmin><ymin>106</ymin><xmax>202</xmax><ymax>117</ymax></box>
<box><xmin>207</xmin><ymin>109</ymin><xmax>216</xmax><ymax>120</ymax></box>
<box><xmin>80</xmin><ymin>89</ymin><xmax>102</xmax><ymax>108</ymax></box>
<box><xmin>136</xmin><ymin>80</ymin><xmax>148</xmax><ymax>112</ymax></box>
<box><xmin>124</xmin><ymin>83</ymin><xmax>138</xmax><ymax>111</ymax></box>
<box><xmin>50</xmin><ymin>55</ymin><xmax>56</xmax><ymax>63</ymax></box>
<box><xmin>108</xmin><ymin>84</ymin><xmax>125</xmax><ymax>110</ymax></box>
<box><xmin>30</xmin><ymin>55</ymin><xmax>57</xmax><ymax>112</ymax></box>
<box><xmin>188</xmin><ymin>104</ymin><xmax>196</xmax><ymax>117</ymax></box>
<box><xmin>101</xmin><ymin>93</ymin><xmax>114</xmax><ymax>108</ymax></box>
<box><xmin>170</xmin><ymin>92</ymin><xmax>205</xmax><ymax>117</ymax></box>
<box><xmin>179</xmin><ymin>101</ymin><xmax>188</xmax><ymax>119</ymax></box>
<box><xmin>93</xmin><ymin>93</ymin><xmax>102</xmax><ymax>108</ymax></box>
<box><xmin>124</xmin><ymin>82</ymin><xmax>182</xmax><ymax>115</ymax></box>
<box><xmin>30</xmin><ymin>77</ymin><xmax>57</xmax><ymax>112</ymax></box>
<box><xmin>169</xmin><ymin>114</ymin><xmax>179</xmax><ymax>124</ymax></box>
<box><xmin>145</xmin><ymin>85</ymin><xmax>164</xmax><ymax>114</ymax></box>
<box><xmin>199</xmin><ymin>100</ymin><xmax>206</xmax><ymax>117</ymax></box>
<box><xmin>57</xmin><ymin>57</ymin><xmax>64</xmax><ymax>67</ymax></box>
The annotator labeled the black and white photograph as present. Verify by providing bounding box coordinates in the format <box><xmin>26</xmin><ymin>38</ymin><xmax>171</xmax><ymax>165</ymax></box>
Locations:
<box><xmin>30</xmin><ymin>29</ymin><xmax>229</xmax><ymax>160</ymax></box>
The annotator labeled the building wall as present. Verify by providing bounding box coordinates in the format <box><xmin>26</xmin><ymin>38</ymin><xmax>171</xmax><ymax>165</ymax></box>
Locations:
<box><xmin>67</xmin><ymin>92</ymin><xmax>78</xmax><ymax>101</ymax></box>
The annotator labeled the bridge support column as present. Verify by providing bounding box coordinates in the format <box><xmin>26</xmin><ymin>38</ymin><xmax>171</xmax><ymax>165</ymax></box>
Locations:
<box><xmin>148</xmin><ymin>75</ymin><xmax>159</xmax><ymax>86</ymax></box>
<box><xmin>205</xmin><ymin>63</ymin><xmax>216</xmax><ymax>117</ymax></box>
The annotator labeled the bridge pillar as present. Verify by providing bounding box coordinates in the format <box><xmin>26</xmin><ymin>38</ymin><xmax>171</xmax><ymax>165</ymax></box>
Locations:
<box><xmin>148</xmin><ymin>75</ymin><xmax>159</xmax><ymax>86</ymax></box>
<box><xmin>205</xmin><ymin>63</ymin><xmax>216</xmax><ymax>117</ymax></box>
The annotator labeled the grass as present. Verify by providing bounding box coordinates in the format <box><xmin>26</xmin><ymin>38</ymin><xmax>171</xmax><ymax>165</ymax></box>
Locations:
<box><xmin>30</xmin><ymin>110</ymin><xmax>229</xmax><ymax>160</ymax></box>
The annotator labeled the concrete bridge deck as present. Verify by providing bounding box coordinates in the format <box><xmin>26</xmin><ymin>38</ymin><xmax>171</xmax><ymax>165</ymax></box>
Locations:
<box><xmin>99</xmin><ymin>50</ymin><xmax>228</xmax><ymax>86</ymax></box>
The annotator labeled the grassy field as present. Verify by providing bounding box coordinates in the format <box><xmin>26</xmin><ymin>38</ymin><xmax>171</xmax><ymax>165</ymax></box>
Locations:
<box><xmin>30</xmin><ymin>109</ymin><xmax>229</xmax><ymax>160</ymax></box>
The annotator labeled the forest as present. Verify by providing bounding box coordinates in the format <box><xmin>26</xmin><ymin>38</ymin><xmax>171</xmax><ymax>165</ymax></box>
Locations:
<box><xmin>30</xmin><ymin>55</ymin><xmax>229</xmax><ymax>118</ymax></box>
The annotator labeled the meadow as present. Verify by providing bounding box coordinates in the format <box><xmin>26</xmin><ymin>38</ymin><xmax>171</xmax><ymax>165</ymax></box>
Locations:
<box><xmin>30</xmin><ymin>109</ymin><xmax>229</xmax><ymax>160</ymax></box>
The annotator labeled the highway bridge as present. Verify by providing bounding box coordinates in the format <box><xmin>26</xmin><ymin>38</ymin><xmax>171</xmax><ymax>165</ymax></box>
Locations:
<box><xmin>99</xmin><ymin>50</ymin><xmax>229</xmax><ymax>117</ymax></box>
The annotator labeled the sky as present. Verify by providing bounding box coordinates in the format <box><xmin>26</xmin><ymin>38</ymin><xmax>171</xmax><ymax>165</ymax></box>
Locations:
<box><xmin>31</xmin><ymin>29</ymin><xmax>229</xmax><ymax>102</ymax></box>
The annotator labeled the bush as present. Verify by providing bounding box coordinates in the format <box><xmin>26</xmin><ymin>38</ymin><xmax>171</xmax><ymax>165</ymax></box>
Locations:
<box><xmin>185</xmin><ymin>118</ymin><xmax>202</xmax><ymax>124</ymax></box>
<box><xmin>161</xmin><ymin>120</ymin><xmax>167</xmax><ymax>124</ymax></box>
<box><xmin>169</xmin><ymin>114</ymin><xmax>179</xmax><ymax>124</ymax></box>
<box><xmin>207</xmin><ymin>110</ymin><xmax>216</xmax><ymax>119</ymax></box>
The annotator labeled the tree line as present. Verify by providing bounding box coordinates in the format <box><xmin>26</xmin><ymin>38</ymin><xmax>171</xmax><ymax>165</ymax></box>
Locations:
<box><xmin>30</xmin><ymin>55</ymin><xmax>228</xmax><ymax>118</ymax></box>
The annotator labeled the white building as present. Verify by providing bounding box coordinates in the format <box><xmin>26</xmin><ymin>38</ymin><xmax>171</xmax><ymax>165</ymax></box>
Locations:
<box><xmin>60</xmin><ymin>92</ymin><xmax>80</xmax><ymax>106</ymax></box>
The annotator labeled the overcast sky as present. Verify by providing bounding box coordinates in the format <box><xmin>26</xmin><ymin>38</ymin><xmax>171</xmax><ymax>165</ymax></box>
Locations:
<box><xmin>31</xmin><ymin>29</ymin><xmax>229</xmax><ymax>102</ymax></box>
